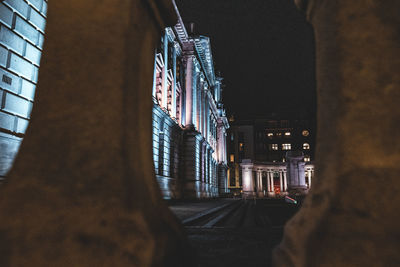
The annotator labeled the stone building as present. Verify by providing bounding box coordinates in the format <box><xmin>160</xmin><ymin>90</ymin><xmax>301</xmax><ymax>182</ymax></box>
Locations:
<box><xmin>0</xmin><ymin>0</ymin><xmax>47</xmax><ymax>179</ymax></box>
<box><xmin>227</xmin><ymin>116</ymin><xmax>314</xmax><ymax>197</ymax></box>
<box><xmin>152</xmin><ymin>2</ymin><xmax>229</xmax><ymax>199</ymax></box>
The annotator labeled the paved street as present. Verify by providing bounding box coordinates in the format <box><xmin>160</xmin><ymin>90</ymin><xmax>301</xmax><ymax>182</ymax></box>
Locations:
<box><xmin>168</xmin><ymin>198</ymin><xmax>301</xmax><ymax>267</ymax></box>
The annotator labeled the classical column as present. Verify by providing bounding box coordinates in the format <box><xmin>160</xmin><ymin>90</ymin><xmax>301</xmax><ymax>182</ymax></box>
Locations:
<box><xmin>240</xmin><ymin>161</ymin><xmax>254</xmax><ymax>198</ymax></box>
<box><xmin>283</xmin><ymin>171</ymin><xmax>288</xmax><ymax>192</ymax></box>
<box><xmin>161</xmin><ymin>31</ymin><xmax>169</xmax><ymax>109</ymax></box>
<box><xmin>266</xmin><ymin>171</ymin><xmax>271</xmax><ymax>192</ymax></box>
<box><xmin>184</xmin><ymin>55</ymin><xmax>193</xmax><ymax>126</ymax></box>
<box><xmin>256</xmin><ymin>170</ymin><xmax>263</xmax><ymax>198</ymax></box>
<box><xmin>171</xmin><ymin>44</ymin><xmax>177</xmax><ymax>118</ymax></box>
<box><xmin>152</xmin><ymin>50</ymin><xmax>157</xmax><ymax>98</ymax></box>
<box><xmin>308</xmin><ymin>169</ymin><xmax>312</xmax><ymax>188</ymax></box>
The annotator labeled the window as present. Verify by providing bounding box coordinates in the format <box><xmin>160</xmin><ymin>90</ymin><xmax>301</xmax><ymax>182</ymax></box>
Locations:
<box><xmin>269</xmin><ymin>144</ymin><xmax>278</xmax><ymax>151</ymax></box>
<box><xmin>302</xmin><ymin>130</ymin><xmax>310</xmax><ymax>137</ymax></box>
<box><xmin>284</xmin><ymin>132</ymin><xmax>291</xmax><ymax>137</ymax></box>
<box><xmin>282</xmin><ymin>143</ymin><xmax>291</xmax><ymax>150</ymax></box>
<box><xmin>276</xmin><ymin>133</ymin><xmax>282</xmax><ymax>137</ymax></box>
<box><xmin>303</xmin><ymin>143</ymin><xmax>310</xmax><ymax>150</ymax></box>
<box><xmin>267</xmin><ymin>132</ymin><xmax>274</xmax><ymax>139</ymax></box>
<box><xmin>230</xmin><ymin>154</ymin><xmax>235</xmax><ymax>163</ymax></box>
<box><xmin>239</xmin><ymin>143</ymin><xmax>244</xmax><ymax>151</ymax></box>
<box><xmin>231</xmin><ymin>133</ymin><xmax>234</xmax><ymax>141</ymax></box>
<box><xmin>304</xmin><ymin>156</ymin><xmax>311</xmax><ymax>162</ymax></box>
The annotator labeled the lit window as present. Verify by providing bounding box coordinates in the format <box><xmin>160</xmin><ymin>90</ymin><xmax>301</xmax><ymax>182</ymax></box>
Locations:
<box><xmin>267</xmin><ymin>133</ymin><xmax>274</xmax><ymax>138</ymax></box>
<box><xmin>269</xmin><ymin>144</ymin><xmax>278</xmax><ymax>151</ymax></box>
<box><xmin>285</xmin><ymin>132</ymin><xmax>291</xmax><ymax>137</ymax></box>
<box><xmin>304</xmin><ymin>156</ymin><xmax>311</xmax><ymax>162</ymax></box>
<box><xmin>276</xmin><ymin>133</ymin><xmax>282</xmax><ymax>137</ymax></box>
<box><xmin>302</xmin><ymin>130</ymin><xmax>310</xmax><ymax>136</ymax></box>
<box><xmin>239</xmin><ymin>143</ymin><xmax>244</xmax><ymax>151</ymax></box>
<box><xmin>282</xmin><ymin>158</ymin><xmax>286</xmax><ymax>162</ymax></box>
<box><xmin>230</xmin><ymin>154</ymin><xmax>235</xmax><ymax>163</ymax></box>
<box><xmin>231</xmin><ymin>134</ymin><xmax>234</xmax><ymax>141</ymax></box>
<box><xmin>282</xmin><ymin>143</ymin><xmax>291</xmax><ymax>150</ymax></box>
<box><xmin>303</xmin><ymin>143</ymin><xmax>310</xmax><ymax>150</ymax></box>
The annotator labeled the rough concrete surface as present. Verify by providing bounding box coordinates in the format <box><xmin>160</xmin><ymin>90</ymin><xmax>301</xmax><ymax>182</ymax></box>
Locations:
<box><xmin>0</xmin><ymin>1</ymin><xmax>192</xmax><ymax>266</ymax></box>
<box><xmin>274</xmin><ymin>1</ymin><xmax>400</xmax><ymax>266</ymax></box>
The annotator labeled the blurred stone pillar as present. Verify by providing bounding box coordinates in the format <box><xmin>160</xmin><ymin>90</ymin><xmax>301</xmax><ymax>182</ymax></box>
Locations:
<box><xmin>240</xmin><ymin>160</ymin><xmax>254</xmax><ymax>198</ymax></box>
<box><xmin>256</xmin><ymin>169</ymin><xmax>263</xmax><ymax>198</ymax></box>
<box><xmin>0</xmin><ymin>0</ymin><xmax>192</xmax><ymax>266</ymax></box>
<box><xmin>274</xmin><ymin>0</ymin><xmax>400</xmax><ymax>266</ymax></box>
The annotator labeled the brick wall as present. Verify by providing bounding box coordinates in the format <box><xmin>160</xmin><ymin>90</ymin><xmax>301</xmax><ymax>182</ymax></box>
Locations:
<box><xmin>0</xmin><ymin>0</ymin><xmax>47</xmax><ymax>178</ymax></box>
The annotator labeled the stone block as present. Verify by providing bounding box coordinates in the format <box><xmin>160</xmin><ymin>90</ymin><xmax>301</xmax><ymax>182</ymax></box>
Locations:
<box><xmin>0</xmin><ymin>45</ymin><xmax>8</xmax><ymax>67</ymax></box>
<box><xmin>0</xmin><ymin>4</ymin><xmax>13</xmax><ymax>28</ymax></box>
<box><xmin>24</xmin><ymin>41</ymin><xmax>41</xmax><ymax>65</ymax></box>
<box><xmin>0</xmin><ymin>110</ymin><xmax>15</xmax><ymax>131</ymax></box>
<box><xmin>3</xmin><ymin>0</ymin><xmax>29</xmax><ymax>18</ymax></box>
<box><xmin>8</xmin><ymin>52</ymin><xmax>34</xmax><ymax>80</ymax></box>
<box><xmin>29</xmin><ymin>7</ymin><xmax>45</xmax><ymax>32</ymax></box>
<box><xmin>0</xmin><ymin>25</ymin><xmax>25</xmax><ymax>55</ymax></box>
<box><xmin>37</xmin><ymin>32</ymin><xmax>44</xmax><ymax>48</ymax></box>
<box><xmin>41</xmin><ymin>1</ymin><xmax>47</xmax><ymax>17</ymax></box>
<box><xmin>2</xmin><ymin>91</ymin><xmax>30</xmax><ymax>117</ymax></box>
<box><xmin>0</xmin><ymin>68</ymin><xmax>21</xmax><ymax>94</ymax></box>
<box><xmin>15</xmin><ymin>116</ymin><xmax>28</xmax><ymax>133</ymax></box>
<box><xmin>14</xmin><ymin>15</ymin><xmax>39</xmax><ymax>44</ymax></box>
<box><xmin>27</xmin><ymin>0</ymin><xmax>43</xmax><ymax>13</ymax></box>
<box><xmin>20</xmin><ymin>78</ymin><xmax>35</xmax><ymax>100</ymax></box>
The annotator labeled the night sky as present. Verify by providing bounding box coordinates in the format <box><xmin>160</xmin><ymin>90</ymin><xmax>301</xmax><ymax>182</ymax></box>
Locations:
<box><xmin>176</xmin><ymin>0</ymin><xmax>316</xmax><ymax>120</ymax></box>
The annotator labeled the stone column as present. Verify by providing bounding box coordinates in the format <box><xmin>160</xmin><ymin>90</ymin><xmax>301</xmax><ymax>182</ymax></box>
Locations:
<box><xmin>0</xmin><ymin>0</ymin><xmax>192</xmax><ymax>266</ymax></box>
<box><xmin>279</xmin><ymin>171</ymin><xmax>283</xmax><ymax>193</ymax></box>
<box><xmin>152</xmin><ymin>50</ymin><xmax>158</xmax><ymax>98</ymax></box>
<box><xmin>283</xmin><ymin>171</ymin><xmax>288</xmax><ymax>192</ymax></box>
<box><xmin>256</xmin><ymin>169</ymin><xmax>263</xmax><ymax>198</ymax></box>
<box><xmin>240</xmin><ymin>160</ymin><xmax>254</xmax><ymax>198</ymax></box>
<box><xmin>184</xmin><ymin>55</ymin><xmax>194</xmax><ymax>127</ymax></box>
<box><xmin>307</xmin><ymin>169</ymin><xmax>312</xmax><ymax>188</ymax></box>
<box><xmin>171</xmin><ymin>44</ymin><xmax>177</xmax><ymax>118</ymax></box>
<box><xmin>161</xmin><ymin>31</ymin><xmax>169</xmax><ymax>109</ymax></box>
<box><xmin>274</xmin><ymin>1</ymin><xmax>400</xmax><ymax>266</ymax></box>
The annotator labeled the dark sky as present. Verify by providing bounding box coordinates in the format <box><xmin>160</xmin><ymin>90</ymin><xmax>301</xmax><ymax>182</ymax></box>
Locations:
<box><xmin>176</xmin><ymin>0</ymin><xmax>316</xmax><ymax>120</ymax></box>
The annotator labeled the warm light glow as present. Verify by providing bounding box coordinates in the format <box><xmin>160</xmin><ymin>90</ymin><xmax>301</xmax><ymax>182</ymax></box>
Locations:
<box><xmin>276</xmin><ymin>133</ymin><xmax>282</xmax><ymax>137</ymax></box>
<box><xmin>304</xmin><ymin>156</ymin><xmax>310</xmax><ymax>162</ymax></box>
<box><xmin>302</xmin><ymin>130</ymin><xmax>310</xmax><ymax>136</ymax></box>
<box><xmin>284</xmin><ymin>132</ymin><xmax>291</xmax><ymax>136</ymax></box>
<box><xmin>239</xmin><ymin>143</ymin><xmax>244</xmax><ymax>151</ymax></box>
<box><xmin>282</xmin><ymin>143</ymin><xmax>291</xmax><ymax>150</ymax></box>
<box><xmin>230</xmin><ymin>154</ymin><xmax>235</xmax><ymax>162</ymax></box>
<box><xmin>303</xmin><ymin>143</ymin><xmax>310</xmax><ymax>150</ymax></box>
<box><xmin>270</xmin><ymin>144</ymin><xmax>278</xmax><ymax>151</ymax></box>
<box><xmin>267</xmin><ymin>132</ymin><xmax>274</xmax><ymax>138</ymax></box>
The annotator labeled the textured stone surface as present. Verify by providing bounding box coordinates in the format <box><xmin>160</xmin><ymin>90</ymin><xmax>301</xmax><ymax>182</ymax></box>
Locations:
<box><xmin>274</xmin><ymin>1</ymin><xmax>400</xmax><ymax>266</ymax></box>
<box><xmin>0</xmin><ymin>0</ymin><xmax>192</xmax><ymax>266</ymax></box>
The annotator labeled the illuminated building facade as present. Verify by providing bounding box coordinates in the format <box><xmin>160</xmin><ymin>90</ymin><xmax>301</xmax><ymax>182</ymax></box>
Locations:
<box><xmin>227</xmin><ymin>116</ymin><xmax>315</xmax><ymax>197</ymax></box>
<box><xmin>152</xmin><ymin>2</ymin><xmax>229</xmax><ymax>199</ymax></box>
<box><xmin>0</xmin><ymin>0</ymin><xmax>47</xmax><ymax>179</ymax></box>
